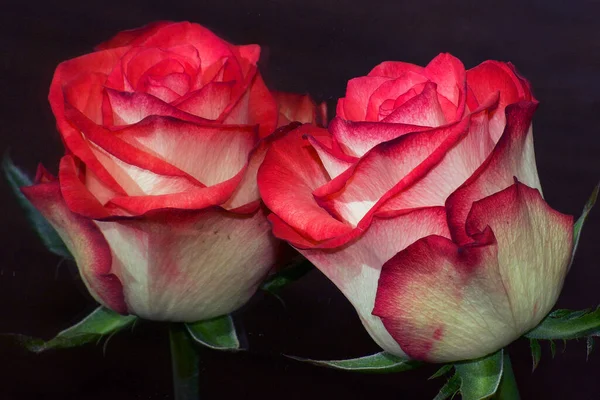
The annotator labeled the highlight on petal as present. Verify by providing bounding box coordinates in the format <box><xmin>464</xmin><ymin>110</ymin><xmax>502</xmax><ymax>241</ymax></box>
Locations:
<box><xmin>21</xmin><ymin>181</ymin><xmax>127</xmax><ymax>313</ymax></box>
<box><xmin>374</xmin><ymin>182</ymin><xmax>573</xmax><ymax>363</ymax></box>
<box><xmin>96</xmin><ymin>206</ymin><xmax>277</xmax><ymax>321</ymax></box>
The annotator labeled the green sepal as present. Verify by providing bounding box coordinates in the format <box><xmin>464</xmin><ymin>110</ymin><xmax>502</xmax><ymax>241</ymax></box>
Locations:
<box><xmin>287</xmin><ymin>351</ymin><xmax>422</xmax><ymax>373</ymax></box>
<box><xmin>433</xmin><ymin>373</ymin><xmax>461</xmax><ymax>400</ymax></box>
<box><xmin>185</xmin><ymin>314</ymin><xmax>241</xmax><ymax>351</ymax></box>
<box><xmin>529</xmin><ymin>339</ymin><xmax>541</xmax><ymax>371</ymax></box>
<box><xmin>549</xmin><ymin>340</ymin><xmax>557</xmax><ymax>358</ymax></box>
<box><xmin>496</xmin><ymin>354</ymin><xmax>520</xmax><ymax>400</ymax></box>
<box><xmin>571</xmin><ymin>182</ymin><xmax>598</xmax><ymax>266</ymax></box>
<box><xmin>260</xmin><ymin>256</ymin><xmax>313</xmax><ymax>295</ymax></box>
<box><xmin>10</xmin><ymin>306</ymin><xmax>136</xmax><ymax>353</ymax></box>
<box><xmin>586</xmin><ymin>336</ymin><xmax>594</xmax><ymax>360</ymax></box>
<box><xmin>525</xmin><ymin>307</ymin><xmax>600</xmax><ymax>340</ymax></box>
<box><xmin>3</xmin><ymin>154</ymin><xmax>72</xmax><ymax>259</ymax></box>
<box><xmin>170</xmin><ymin>324</ymin><xmax>200</xmax><ymax>400</ymax></box>
<box><xmin>454</xmin><ymin>349</ymin><xmax>504</xmax><ymax>400</ymax></box>
<box><xmin>429</xmin><ymin>364</ymin><xmax>453</xmax><ymax>380</ymax></box>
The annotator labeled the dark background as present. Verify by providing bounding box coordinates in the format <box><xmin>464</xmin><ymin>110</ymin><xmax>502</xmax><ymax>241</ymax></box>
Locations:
<box><xmin>1</xmin><ymin>0</ymin><xmax>599</xmax><ymax>398</ymax></box>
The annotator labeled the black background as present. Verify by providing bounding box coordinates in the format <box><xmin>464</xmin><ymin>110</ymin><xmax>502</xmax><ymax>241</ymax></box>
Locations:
<box><xmin>1</xmin><ymin>0</ymin><xmax>599</xmax><ymax>399</ymax></box>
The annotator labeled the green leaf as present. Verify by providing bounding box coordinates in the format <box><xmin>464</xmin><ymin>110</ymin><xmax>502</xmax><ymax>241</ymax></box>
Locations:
<box><xmin>455</xmin><ymin>349</ymin><xmax>504</xmax><ymax>400</ymax></box>
<box><xmin>525</xmin><ymin>307</ymin><xmax>600</xmax><ymax>340</ymax></box>
<box><xmin>571</xmin><ymin>183</ymin><xmax>598</xmax><ymax>266</ymax></box>
<box><xmin>286</xmin><ymin>351</ymin><xmax>422</xmax><ymax>374</ymax></box>
<box><xmin>433</xmin><ymin>373</ymin><xmax>461</xmax><ymax>400</ymax></box>
<box><xmin>3</xmin><ymin>154</ymin><xmax>72</xmax><ymax>259</ymax></box>
<box><xmin>529</xmin><ymin>339</ymin><xmax>541</xmax><ymax>371</ymax></box>
<box><xmin>185</xmin><ymin>314</ymin><xmax>240</xmax><ymax>351</ymax></box>
<box><xmin>11</xmin><ymin>307</ymin><xmax>136</xmax><ymax>352</ymax></box>
<box><xmin>429</xmin><ymin>364</ymin><xmax>454</xmax><ymax>380</ymax></box>
<box><xmin>260</xmin><ymin>256</ymin><xmax>313</xmax><ymax>295</ymax></box>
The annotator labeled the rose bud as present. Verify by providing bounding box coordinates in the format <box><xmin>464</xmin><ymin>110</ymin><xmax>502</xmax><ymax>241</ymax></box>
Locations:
<box><xmin>258</xmin><ymin>53</ymin><xmax>574</xmax><ymax>362</ymax></box>
<box><xmin>21</xmin><ymin>21</ymin><xmax>318</xmax><ymax>322</ymax></box>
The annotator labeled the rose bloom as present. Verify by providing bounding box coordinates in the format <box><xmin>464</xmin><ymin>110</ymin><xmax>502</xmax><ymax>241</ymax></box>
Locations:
<box><xmin>23</xmin><ymin>21</ymin><xmax>322</xmax><ymax>322</ymax></box>
<box><xmin>258</xmin><ymin>53</ymin><xmax>574</xmax><ymax>362</ymax></box>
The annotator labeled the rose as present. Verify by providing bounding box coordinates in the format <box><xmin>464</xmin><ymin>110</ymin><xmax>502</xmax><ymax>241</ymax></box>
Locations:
<box><xmin>258</xmin><ymin>53</ymin><xmax>574</xmax><ymax>362</ymax></box>
<box><xmin>21</xmin><ymin>21</ymin><xmax>320</xmax><ymax>322</ymax></box>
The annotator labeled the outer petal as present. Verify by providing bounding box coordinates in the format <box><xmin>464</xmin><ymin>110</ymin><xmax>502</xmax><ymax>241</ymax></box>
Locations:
<box><xmin>257</xmin><ymin>125</ymin><xmax>353</xmax><ymax>242</ymax></box>
<box><xmin>446</xmin><ymin>101</ymin><xmax>541</xmax><ymax>244</ymax></box>
<box><xmin>96</xmin><ymin>207</ymin><xmax>278</xmax><ymax>321</ymax></box>
<box><xmin>314</xmin><ymin>119</ymin><xmax>470</xmax><ymax>226</ymax></box>
<box><xmin>49</xmin><ymin>47</ymin><xmax>130</xmax><ymax>195</ymax></box>
<box><xmin>21</xmin><ymin>181</ymin><xmax>127</xmax><ymax>313</ymax></box>
<box><xmin>466</xmin><ymin>182</ymin><xmax>573</xmax><ymax>330</ymax></box>
<box><xmin>301</xmin><ymin>207</ymin><xmax>450</xmax><ymax>356</ymax></box>
<box><xmin>374</xmin><ymin>182</ymin><xmax>573</xmax><ymax>363</ymax></box>
<box><xmin>373</xmin><ymin>229</ymin><xmax>514</xmax><ymax>362</ymax></box>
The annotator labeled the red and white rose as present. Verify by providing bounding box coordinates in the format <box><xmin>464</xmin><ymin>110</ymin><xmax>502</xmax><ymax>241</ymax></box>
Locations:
<box><xmin>258</xmin><ymin>53</ymin><xmax>574</xmax><ymax>362</ymax></box>
<box><xmin>23</xmin><ymin>21</ymin><xmax>322</xmax><ymax>322</ymax></box>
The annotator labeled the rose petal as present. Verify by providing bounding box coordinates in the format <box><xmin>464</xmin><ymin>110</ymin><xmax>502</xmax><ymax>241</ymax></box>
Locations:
<box><xmin>173</xmin><ymin>82</ymin><xmax>234</xmax><ymax>120</ymax></box>
<box><xmin>95</xmin><ymin>206</ymin><xmax>277</xmax><ymax>321</ymax></box>
<box><xmin>314</xmin><ymin>118</ymin><xmax>470</xmax><ymax>226</ymax></box>
<box><xmin>381</xmin><ymin>81</ymin><xmax>446</xmax><ymax>126</ymax></box>
<box><xmin>374</xmin><ymin>182</ymin><xmax>573</xmax><ymax>362</ymax></box>
<box><xmin>21</xmin><ymin>180</ymin><xmax>127</xmax><ymax>313</ymax></box>
<box><xmin>379</xmin><ymin>98</ymin><xmax>498</xmax><ymax>212</ymax></box>
<box><xmin>257</xmin><ymin>125</ymin><xmax>353</xmax><ymax>242</ymax></box>
<box><xmin>329</xmin><ymin>117</ymin><xmax>427</xmax><ymax>157</ymax></box>
<box><xmin>446</xmin><ymin>101</ymin><xmax>541</xmax><ymax>244</ymax></box>
<box><xmin>301</xmin><ymin>207</ymin><xmax>450</xmax><ymax>357</ymax></box>
<box><xmin>467</xmin><ymin>61</ymin><xmax>534</xmax><ymax>142</ymax></box>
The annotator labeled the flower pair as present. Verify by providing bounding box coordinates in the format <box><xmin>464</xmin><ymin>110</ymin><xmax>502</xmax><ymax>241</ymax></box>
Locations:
<box><xmin>23</xmin><ymin>21</ymin><xmax>575</xmax><ymax>363</ymax></box>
